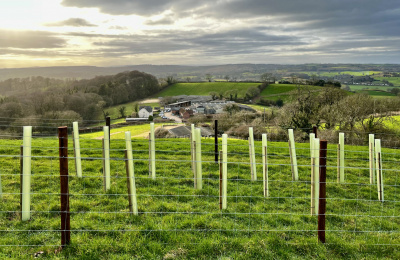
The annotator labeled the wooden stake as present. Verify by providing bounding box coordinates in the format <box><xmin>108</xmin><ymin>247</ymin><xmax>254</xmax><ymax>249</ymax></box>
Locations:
<box><xmin>310</xmin><ymin>133</ymin><xmax>315</xmax><ymax>215</ymax></box>
<box><xmin>191</xmin><ymin>124</ymin><xmax>195</xmax><ymax>173</ymax></box>
<box><xmin>22</xmin><ymin>126</ymin><xmax>32</xmax><ymax>221</ymax></box>
<box><xmin>125</xmin><ymin>150</ymin><xmax>133</xmax><ymax>213</ymax></box>
<box><xmin>369</xmin><ymin>134</ymin><xmax>375</xmax><ymax>184</ymax></box>
<box><xmin>193</xmin><ymin>141</ymin><xmax>197</xmax><ymax>189</ymax></box>
<box><xmin>148</xmin><ymin>133</ymin><xmax>151</xmax><ymax>176</ymax></box>
<box><xmin>249</xmin><ymin>137</ymin><xmax>254</xmax><ymax>181</ymax></box>
<box><xmin>338</xmin><ymin>133</ymin><xmax>345</xmax><ymax>183</ymax></box>
<box><xmin>262</xmin><ymin>134</ymin><xmax>268</xmax><ymax>197</ymax></box>
<box><xmin>375</xmin><ymin>139</ymin><xmax>384</xmax><ymax>201</ymax></box>
<box><xmin>59</xmin><ymin>126</ymin><xmax>70</xmax><ymax>247</ymax></box>
<box><xmin>314</xmin><ymin>138</ymin><xmax>320</xmax><ymax>214</ymax></box>
<box><xmin>125</xmin><ymin>132</ymin><xmax>138</xmax><ymax>215</ymax></box>
<box><xmin>72</xmin><ymin>122</ymin><xmax>82</xmax><ymax>178</ymax></box>
<box><xmin>195</xmin><ymin>128</ymin><xmax>202</xmax><ymax>189</ymax></box>
<box><xmin>288</xmin><ymin>129</ymin><xmax>298</xmax><ymax>181</ymax></box>
<box><xmin>288</xmin><ymin>140</ymin><xmax>295</xmax><ymax>180</ymax></box>
<box><xmin>378</xmin><ymin>153</ymin><xmax>383</xmax><ymax>201</ymax></box>
<box><xmin>249</xmin><ymin>127</ymin><xmax>256</xmax><ymax>180</ymax></box>
<box><xmin>215</xmin><ymin>120</ymin><xmax>218</xmax><ymax>163</ymax></box>
<box><xmin>222</xmin><ymin>134</ymin><xmax>227</xmax><ymax>209</ymax></box>
<box><xmin>150</xmin><ymin>122</ymin><xmax>156</xmax><ymax>180</ymax></box>
<box><xmin>103</xmin><ymin>126</ymin><xmax>111</xmax><ymax>191</ymax></box>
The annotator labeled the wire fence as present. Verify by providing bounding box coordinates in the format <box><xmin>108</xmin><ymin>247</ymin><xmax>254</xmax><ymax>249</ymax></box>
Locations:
<box><xmin>0</xmin><ymin>122</ymin><xmax>399</xmax><ymax>257</ymax></box>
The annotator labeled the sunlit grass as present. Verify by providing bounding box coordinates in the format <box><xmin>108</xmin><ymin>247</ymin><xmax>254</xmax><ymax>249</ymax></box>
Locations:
<box><xmin>0</xmin><ymin>134</ymin><xmax>400</xmax><ymax>258</ymax></box>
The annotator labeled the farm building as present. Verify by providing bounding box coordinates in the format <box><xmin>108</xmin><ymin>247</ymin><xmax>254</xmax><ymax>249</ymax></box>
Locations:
<box><xmin>138</xmin><ymin>106</ymin><xmax>153</xmax><ymax>118</ymax></box>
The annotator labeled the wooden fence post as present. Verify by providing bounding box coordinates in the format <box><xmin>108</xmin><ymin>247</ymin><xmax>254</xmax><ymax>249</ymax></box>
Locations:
<box><xmin>375</xmin><ymin>139</ymin><xmax>384</xmax><ymax>201</ymax></box>
<box><xmin>191</xmin><ymin>124</ymin><xmax>195</xmax><ymax>173</ymax></box>
<box><xmin>314</xmin><ymin>138</ymin><xmax>320</xmax><ymax>214</ymax></box>
<box><xmin>59</xmin><ymin>126</ymin><xmax>70</xmax><ymax>247</ymax></box>
<box><xmin>249</xmin><ymin>127</ymin><xmax>257</xmax><ymax>181</ymax></box>
<box><xmin>193</xmin><ymin>141</ymin><xmax>197</xmax><ymax>188</ymax></box>
<box><xmin>369</xmin><ymin>134</ymin><xmax>375</xmax><ymax>184</ymax></box>
<box><xmin>248</xmin><ymin>137</ymin><xmax>254</xmax><ymax>181</ymax></box>
<box><xmin>103</xmin><ymin>126</ymin><xmax>111</xmax><ymax>191</ymax></box>
<box><xmin>125</xmin><ymin>131</ymin><xmax>138</xmax><ymax>215</ymax></box>
<box><xmin>222</xmin><ymin>134</ymin><xmax>227</xmax><ymax>209</ymax></box>
<box><xmin>310</xmin><ymin>133</ymin><xmax>315</xmax><ymax>215</ymax></box>
<box><xmin>318</xmin><ymin>140</ymin><xmax>327</xmax><ymax>243</ymax></box>
<box><xmin>150</xmin><ymin>122</ymin><xmax>156</xmax><ymax>180</ymax></box>
<box><xmin>72</xmin><ymin>121</ymin><xmax>82</xmax><ymax>178</ymax></box>
<box><xmin>338</xmin><ymin>133</ymin><xmax>345</xmax><ymax>183</ymax></box>
<box><xmin>262</xmin><ymin>134</ymin><xmax>268</xmax><ymax>197</ymax></box>
<box><xmin>22</xmin><ymin>126</ymin><xmax>32</xmax><ymax>221</ymax></box>
<box><xmin>215</xmin><ymin>120</ymin><xmax>218</xmax><ymax>163</ymax></box>
<box><xmin>288</xmin><ymin>129</ymin><xmax>298</xmax><ymax>181</ymax></box>
<box><xmin>195</xmin><ymin>128</ymin><xmax>202</xmax><ymax>189</ymax></box>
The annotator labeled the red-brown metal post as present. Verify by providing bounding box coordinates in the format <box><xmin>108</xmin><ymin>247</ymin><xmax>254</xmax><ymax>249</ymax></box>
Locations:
<box><xmin>318</xmin><ymin>140</ymin><xmax>327</xmax><ymax>243</ymax></box>
<box><xmin>59</xmin><ymin>126</ymin><xmax>70</xmax><ymax>247</ymax></box>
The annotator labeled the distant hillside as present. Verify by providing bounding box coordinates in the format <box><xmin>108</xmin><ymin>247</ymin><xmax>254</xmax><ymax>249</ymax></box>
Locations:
<box><xmin>156</xmin><ymin>82</ymin><xmax>261</xmax><ymax>98</ymax></box>
<box><xmin>1</xmin><ymin>64</ymin><xmax>399</xmax><ymax>81</ymax></box>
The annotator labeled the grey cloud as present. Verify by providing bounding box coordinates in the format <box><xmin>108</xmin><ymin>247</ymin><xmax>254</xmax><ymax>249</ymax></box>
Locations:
<box><xmin>62</xmin><ymin>0</ymin><xmax>400</xmax><ymax>38</ymax></box>
<box><xmin>144</xmin><ymin>17</ymin><xmax>175</xmax><ymax>25</ymax></box>
<box><xmin>61</xmin><ymin>0</ymin><xmax>201</xmax><ymax>15</ymax></box>
<box><xmin>46</xmin><ymin>18</ymin><xmax>97</xmax><ymax>27</ymax></box>
<box><xmin>87</xmin><ymin>27</ymin><xmax>306</xmax><ymax>58</ymax></box>
<box><xmin>0</xmin><ymin>30</ymin><xmax>66</xmax><ymax>48</ymax></box>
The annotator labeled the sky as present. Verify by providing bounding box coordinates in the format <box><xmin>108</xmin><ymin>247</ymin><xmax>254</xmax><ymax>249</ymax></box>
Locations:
<box><xmin>0</xmin><ymin>0</ymin><xmax>399</xmax><ymax>68</ymax></box>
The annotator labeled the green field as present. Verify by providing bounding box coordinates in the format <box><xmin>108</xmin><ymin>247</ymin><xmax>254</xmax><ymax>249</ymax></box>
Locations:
<box><xmin>81</xmin><ymin>123</ymin><xmax>184</xmax><ymax>139</ymax></box>
<box><xmin>260</xmin><ymin>84</ymin><xmax>321</xmax><ymax>101</ymax></box>
<box><xmin>0</xmin><ymin>128</ymin><xmax>400</xmax><ymax>258</ymax></box>
<box><xmin>156</xmin><ymin>82</ymin><xmax>260</xmax><ymax>98</ymax></box>
<box><xmin>374</xmin><ymin>77</ymin><xmax>400</xmax><ymax>87</ymax></box>
<box><xmin>348</xmin><ymin>85</ymin><xmax>395</xmax><ymax>91</ymax></box>
<box><xmin>357</xmin><ymin>90</ymin><xmax>396</xmax><ymax>97</ymax></box>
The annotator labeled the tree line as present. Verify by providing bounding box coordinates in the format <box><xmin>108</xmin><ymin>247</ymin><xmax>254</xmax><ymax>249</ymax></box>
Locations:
<box><xmin>0</xmin><ymin>71</ymin><xmax>160</xmax><ymax>132</ymax></box>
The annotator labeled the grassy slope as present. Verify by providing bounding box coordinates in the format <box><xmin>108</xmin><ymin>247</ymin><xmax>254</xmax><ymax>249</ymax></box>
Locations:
<box><xmin>260</xmin><ymin>84</ymin><xmax>321</xmax><ymax>101</ymax></box>
<box><xmin>156</xmin><ymin>82</ymin><xmax>261</xmax><ymax>98</ymax></box>
<box><xmin>0</xmin><ymin>132</ymin><xmax>399</xmax><ymax>258</ymax></box>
